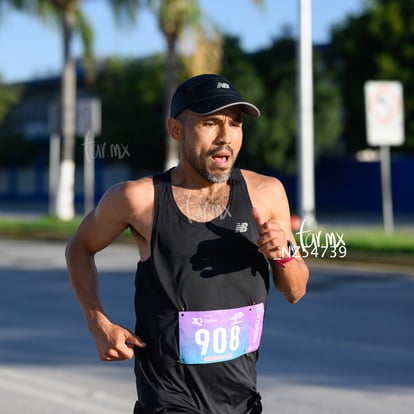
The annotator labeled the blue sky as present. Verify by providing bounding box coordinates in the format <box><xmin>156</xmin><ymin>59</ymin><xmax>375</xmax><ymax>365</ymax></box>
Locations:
<box><xmin>0</xmin><ymin>0</ymin><xmax>363</xmax><ymax>83</ymax></box>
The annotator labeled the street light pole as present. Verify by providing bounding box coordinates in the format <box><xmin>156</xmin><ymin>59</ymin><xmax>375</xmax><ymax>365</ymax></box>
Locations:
<box><xmin>297</xmin><ymin>0</ymin><xmax>316</xmax><ymax>227</ymax></box>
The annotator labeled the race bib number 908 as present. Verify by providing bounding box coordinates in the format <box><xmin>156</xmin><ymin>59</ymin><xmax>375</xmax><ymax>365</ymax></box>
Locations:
<box><xmin>178</xmin><ymin>303</ymin><xmax>265</xmax><ymax>365</ymax></box>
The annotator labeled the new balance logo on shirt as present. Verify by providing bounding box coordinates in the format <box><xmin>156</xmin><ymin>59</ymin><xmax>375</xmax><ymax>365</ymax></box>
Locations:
<box><xmin>235</xmin><ymin>222</ymin><xmax>249</xmax><ymax>233</ymax></box>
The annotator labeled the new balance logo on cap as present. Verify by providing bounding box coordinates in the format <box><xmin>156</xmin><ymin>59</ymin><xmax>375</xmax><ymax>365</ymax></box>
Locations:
<box><xmin>217</xmin><ymin>82</ymin><xmax>230</xmax><ymax>89</ymax></box>
<box><xmin>170</xmin><ymin>73</ymin><xmax>260</xmax><ymax>118</ymax></box>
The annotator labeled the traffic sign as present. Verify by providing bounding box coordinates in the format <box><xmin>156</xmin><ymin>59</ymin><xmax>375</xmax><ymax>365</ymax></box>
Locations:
<box><xmin>76</xmin><ymin>98</ymin><xmax>101</xmax><ymax>136</ymax></box>
<box><xmin>364</xmin><ymin>81</ymin><xmax>404</xmax><ymax>146</ymax></box>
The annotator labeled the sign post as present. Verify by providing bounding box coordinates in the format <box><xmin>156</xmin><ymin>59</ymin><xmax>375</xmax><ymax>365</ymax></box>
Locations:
<box><xmin>364</xmin><ymin>81</ymin><xmax>405</xmax><ymax>233</ymax></box>
<box><xmin>48</xmin><ymin>103</ymin><xmax>60</xmax><ymax>216</ymax></box>
<box><xmin>76</xmin><ymin>98</ymin><xmax>101</xmax><ymax>216</ymax></box>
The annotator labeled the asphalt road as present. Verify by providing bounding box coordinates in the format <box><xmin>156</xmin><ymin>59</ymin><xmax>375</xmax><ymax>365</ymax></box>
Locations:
<box><xmin>0</xmin><ymin>239</ymin><xmax>413</xmax><ymax>413</ymax></box>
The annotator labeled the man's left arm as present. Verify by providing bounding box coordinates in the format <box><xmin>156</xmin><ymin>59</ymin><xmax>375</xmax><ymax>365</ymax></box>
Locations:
<box><xmin>251</xmin><ymin>177</ymin><xmax>309</xmax><ymax>303</ymax></box>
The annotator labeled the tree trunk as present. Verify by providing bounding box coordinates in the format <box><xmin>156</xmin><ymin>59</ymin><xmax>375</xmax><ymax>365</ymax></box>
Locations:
<box><xmin>55</xmin><ymin>11</ymin><xmax>76</xmax><ymax>220</ymax></box>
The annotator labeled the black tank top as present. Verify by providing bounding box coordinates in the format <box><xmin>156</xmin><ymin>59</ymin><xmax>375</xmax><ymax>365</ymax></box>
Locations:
<box><xmin>134</xmin><ymin>168</ymin><xmax>269</xmax><ymax>413</ymax></box>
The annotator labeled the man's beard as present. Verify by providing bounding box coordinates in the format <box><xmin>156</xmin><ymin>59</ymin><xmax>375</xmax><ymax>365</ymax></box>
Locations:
<box><xmin>206</xmin><ymin>172</ymin><xmax>230</xmax><ymax>184</ymax></box>
<box><xmin>183</xmin><ymin>145</ymin><xmax>234</xmax><ymax>184</ymax></box>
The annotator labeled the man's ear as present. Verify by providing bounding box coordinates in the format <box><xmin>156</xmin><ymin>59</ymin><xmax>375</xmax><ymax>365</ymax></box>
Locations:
<box><xmin>167</xmin><ymin>117</ymin><xmax>183</xmax><ymax>141</ymax></box>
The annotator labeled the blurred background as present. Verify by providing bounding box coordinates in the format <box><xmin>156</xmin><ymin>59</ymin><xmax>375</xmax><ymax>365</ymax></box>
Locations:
<box><xmin>0</xmin><ymin>0</ymin><xmax>413</xmax><ymax>223</ymax></box>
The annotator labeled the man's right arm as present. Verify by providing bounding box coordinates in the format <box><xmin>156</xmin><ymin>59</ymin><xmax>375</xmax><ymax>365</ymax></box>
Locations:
<box><xmin>65</xmin><ymin>180</ymin><xmax>150</xmax><ymax>360</ymax></box>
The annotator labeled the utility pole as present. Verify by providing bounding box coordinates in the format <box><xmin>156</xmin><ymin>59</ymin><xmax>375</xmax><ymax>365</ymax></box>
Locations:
<box><xmin>297</xmin><ymin>0</ymin><xmax>316</xmax><ymax>227</ymax></box>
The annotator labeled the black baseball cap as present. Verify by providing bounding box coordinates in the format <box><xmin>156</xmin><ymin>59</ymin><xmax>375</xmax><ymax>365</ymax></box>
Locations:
<box><xmin>170</xmin><ymin>74</ymin><xmax>260</xmax><ymax>119</ymax></box>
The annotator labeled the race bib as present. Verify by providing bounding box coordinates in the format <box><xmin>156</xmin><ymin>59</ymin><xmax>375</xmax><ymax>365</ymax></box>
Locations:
<box><xmin>178</xmin><ymin>303</ymin><xmax>264</xmax><ymax>364</ymax></box>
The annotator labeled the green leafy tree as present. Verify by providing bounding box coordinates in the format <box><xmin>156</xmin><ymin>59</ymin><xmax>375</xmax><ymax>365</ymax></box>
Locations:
<box><xmin>330</xmin><ymin>0</ymin><xmax>414</xmax><ymax>153</ymax></box>
<box><xmin>0</xmin><ymin>77</ymin><xmax>20</xmax><ymax>123</ymax></box>
<box><xmin>0</xmin><ymin>78</ymin><xmax>26</xmax><ymax>168</ymax></box>
<box><xmin>94</xmin><ymin>56</ymin><xmax>165</xmax><ymax>173</ymax></box>
<box><xmin>218</xmin><ymin>36</ymin><xmax>266</xmax><ymax>171</ymax></box>
<box><xmin>225</xmin><ymin>33</ymin><xmax>342</xmax><ymax>174</ymax></box>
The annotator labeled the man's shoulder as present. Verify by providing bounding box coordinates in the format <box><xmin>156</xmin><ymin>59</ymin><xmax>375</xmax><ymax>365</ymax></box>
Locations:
<box><xmin>102</xmin><ymin>176</ymin><xmax>155</xmax><ymax>210</ymax></box>
<box><xmin>108</xmin><ymin>175</ymin><xmax>153</xmax><ymax>193</ymax></box>
<box><xmin>121</xmin><ymin>175</ymin><xmax>154</xmax><ymax>191</ymax></box>
<box><xmin>239</xmin><ymin>169</ymin><xmax>283</xmax><ymax>191</ymax></box>
<box><xmin>239</xmin><ymin>169</ymin><xmax>290</xmax><ymax>218</ymax></box>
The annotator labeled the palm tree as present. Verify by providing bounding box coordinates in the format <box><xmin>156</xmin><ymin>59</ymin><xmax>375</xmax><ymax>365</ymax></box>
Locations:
<box><xmin>48</xmin><ymin>1</ymin><xmax>93</xmax><ymax>220</ymax></box>
<box><xmin>182</xmin><ymin>22</ymin><xmax>222</xmax><ymax>77</ymax></box>
<box><xmin>0</xmin><ymin>0</ymin><xmax>93</xmax><ymax>220</ymax></box>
